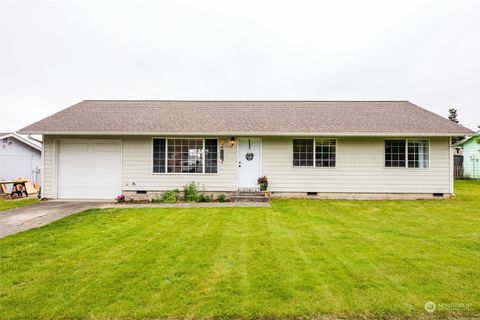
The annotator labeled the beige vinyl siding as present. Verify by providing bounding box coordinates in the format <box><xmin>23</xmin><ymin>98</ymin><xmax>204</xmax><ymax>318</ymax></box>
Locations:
<box><xmin>263</xmin><ymin>137</ymin><xmax>450</xmax><ymax>193</ymax></box>
<box><xmin>42</xmin><ymin>135</ymin><xmax>451</xmax><ymax>198</ymax></box>
<box><xmin>122</xmin><ymin>136</ymin><xmax>237</xmax><ymax>191</ymax></box>
<box><xmin>42</xmin><ymin>135</ymin><xmax>55</xmax><ymax>198</ymax></box>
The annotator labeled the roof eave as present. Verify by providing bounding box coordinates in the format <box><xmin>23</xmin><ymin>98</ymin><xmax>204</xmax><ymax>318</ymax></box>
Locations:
<box><xmin>453</xmin><ymin>133</ymin><xmax>480</xmax><ymax>147</ymax></box>
<box><xmin>18</xmin><ymin>131</ymin><xmax>474</xmax><ymax>137</ymax></box>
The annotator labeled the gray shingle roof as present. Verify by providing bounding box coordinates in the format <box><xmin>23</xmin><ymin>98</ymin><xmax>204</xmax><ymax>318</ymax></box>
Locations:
<box><xmin>19</xmin><ymin>100</ymin><xmax>473</xmax><ymax>136</ymax></box>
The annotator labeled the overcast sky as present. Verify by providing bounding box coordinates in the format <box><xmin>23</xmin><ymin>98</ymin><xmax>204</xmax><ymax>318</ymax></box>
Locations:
<box><xmin>1</xmin><ymin>0</ymin><xmax>479</xmax><ymax>132</ymax></box>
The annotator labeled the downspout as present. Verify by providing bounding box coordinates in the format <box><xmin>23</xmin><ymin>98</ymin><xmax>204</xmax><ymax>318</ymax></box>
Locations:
<box><xmin>449</xmin><ymin>137</ymin><xmax>454</xmax><ymax>197</ymax></box>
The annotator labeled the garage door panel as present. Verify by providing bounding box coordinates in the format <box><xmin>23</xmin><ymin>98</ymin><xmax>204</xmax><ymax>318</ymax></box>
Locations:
<box><xmin>57</xmin><ymin>140</ymin><xmax>121</xmax><ymax>199</ymax></box>
<box><xmin>93</xmin><ymin>142</ymin><xmax>120</xmax><ymax>152</ymax></box>
<box><xmin>60</xmin><ymin>142</ymin><xmax>89</xmax><ymax>152</ymax></box>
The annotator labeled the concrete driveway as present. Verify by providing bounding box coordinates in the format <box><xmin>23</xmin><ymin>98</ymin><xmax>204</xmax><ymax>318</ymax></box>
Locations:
<box><xmin>0</xmin><ymin>201</ymin><xmax>109</xmax><ymax>238</ymax></box>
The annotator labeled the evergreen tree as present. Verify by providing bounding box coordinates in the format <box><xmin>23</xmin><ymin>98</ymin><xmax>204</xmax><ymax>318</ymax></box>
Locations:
<box><xmin>448</xmin><ymin>108</ymin><xmax>459</xmax><ymax>123</ymax></box>
<box><xmin>448</xmin><ymin>108</ymin><xmax>462</xmax><ymax>144</ymax></box>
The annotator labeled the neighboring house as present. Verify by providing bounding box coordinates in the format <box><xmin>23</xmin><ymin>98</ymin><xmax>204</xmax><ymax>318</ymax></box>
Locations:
<box><xmin>454</xmin><ymin>134</ymin><xmax>480</xmax><ymax>179</ymax></box>
<box><xmin>0</xmin><ymin>133</ymin><xmax>42</xmax><ymax>189</ymax></box>
<box><xmin>19</xmin><ymin>100</ymin><xmax>473</xmax><ymax>200</ymax></box>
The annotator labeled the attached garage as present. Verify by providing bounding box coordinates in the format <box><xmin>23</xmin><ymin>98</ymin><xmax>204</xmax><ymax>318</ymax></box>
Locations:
<box><xmin>57</xmin><ymin>140</ymin><xmax>121</xmax><ymax>199</ymax></box>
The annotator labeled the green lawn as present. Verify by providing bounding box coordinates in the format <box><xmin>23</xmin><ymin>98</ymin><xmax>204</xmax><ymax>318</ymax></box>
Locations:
<box><xmin>0</xmin><ymin>181</ymin><xmax>479</xmax><ymax>319</ymax></box>
<box><xmin>0</xmin><ymin>197</ymin><xmax>38</xmax><ymax>212</ymax></box>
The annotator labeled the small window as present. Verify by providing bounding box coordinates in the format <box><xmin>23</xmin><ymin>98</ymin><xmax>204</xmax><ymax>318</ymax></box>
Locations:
<box><xmin>315</xmin><ymin>138</ymin><xmax>336</xmax><ymax>167</ymax></box>
<box><xmin>408</xmin><ymin>140</ymin><xmax>429</xmax><ymax>168</ymax></box>
<box><xmin>385</xmin><ymin>140</ymin><xmax>406</xmax><ymax>167</ymax></box>
<box><xmin>153</xmin><ymin>138</ymin><xmax>166</xmax><ymax>173</ymax></box>
<box><xmin>205</xmin><ymin>139</ymin><xmax>218</xmax><ymax>173</ymax></box>
<box><xmin>293</xmin><ymin>139</ymin><xmax>314</xmax><ymax>166</ymax></box>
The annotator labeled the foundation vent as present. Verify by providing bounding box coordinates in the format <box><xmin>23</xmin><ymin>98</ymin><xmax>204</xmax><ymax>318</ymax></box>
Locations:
<box><xmin>433</xmin><ymin>193</ymin><xmax>444</xmax><ymax>198</ymax></box>
<box><xmin>307</xmin><ymin>192</ymin><xmax>318</xmax><ymax>196</ymax></box>
<box><xmin>136</xmin><ymin>190</ymin><xmax>147</xmax><ymax>194</ymax></box>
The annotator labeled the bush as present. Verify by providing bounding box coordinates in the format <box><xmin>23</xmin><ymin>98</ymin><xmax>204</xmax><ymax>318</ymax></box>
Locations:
<box><xmin>217</xmin><ymin>194</ymin><xmax>226</xmax><ymax>202</ymax></box>
<box><xmin>184</xmin><ymin>182</ymin><xmax>200</xmax><ymax>202</ymax></box>
<box><xmin>154</xmin><ymin>189</ymin><xmax>179</xmax><ymax>203</ymax></box>
<box><xmin>198</xmin><ymin>194</ymin><xmax>213</xmax><ymax>202</ymax></box>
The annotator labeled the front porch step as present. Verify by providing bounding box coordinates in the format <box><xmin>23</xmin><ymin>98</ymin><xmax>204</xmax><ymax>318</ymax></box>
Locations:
<box><xmin>231</xmin><ymin>191</ymin><xmax>270</xmax><ymax>202</ymax></box>
<box><xmin>236</xmin><ymin>191</ymin><xmax>264</xmax><ymax>196</ymax></box>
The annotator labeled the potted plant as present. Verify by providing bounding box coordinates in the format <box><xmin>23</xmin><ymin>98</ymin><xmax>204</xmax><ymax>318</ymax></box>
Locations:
<box><xmin>115</xmin><ymin>194</ymin><xmax>125</xmax><ymax>203</ymax></box>
<box><xmin>257</xmin><ymin>176</ymin><xmax>268</xmax><ymax>191</ymax></box>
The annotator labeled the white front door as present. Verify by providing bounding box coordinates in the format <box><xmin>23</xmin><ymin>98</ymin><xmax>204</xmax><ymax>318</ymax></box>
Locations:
<box><xmin>238</xmin><ymin>138</ymin><xmax>262</xmax><ymax>190</ymax></box>
<box><xmin>57</xmin><ymin>140</ymin><xmax>122</xmax><ymax>199</ymax></box>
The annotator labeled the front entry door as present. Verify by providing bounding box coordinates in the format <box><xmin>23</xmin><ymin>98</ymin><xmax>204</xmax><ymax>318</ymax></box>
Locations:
<box><xmin>238</xmin><ymin>138</ymin><xmax>262</xmax><ymax>190</ymax></box>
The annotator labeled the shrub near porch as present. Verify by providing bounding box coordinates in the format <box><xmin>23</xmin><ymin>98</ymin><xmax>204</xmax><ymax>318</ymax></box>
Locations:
<box><xmin>0</xmin><ymin>181</ymin><xmax>479</xmax><ymax>319</ymax></box>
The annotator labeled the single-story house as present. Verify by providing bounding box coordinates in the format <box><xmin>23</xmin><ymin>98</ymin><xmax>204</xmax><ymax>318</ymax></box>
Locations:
<box><xmin>0</xmin><ymin>132</ymin><xmax>42</xmax><ymax>189</ymax></box>
<box><xmin>19</xmin><ymin>100</ymin><xmax>473</xmax><ymax>200</ymax></box>
<box><xmin>454</xmin><ymin>134</ymin><xmax>480</xmax><ymax>179</ymax></box>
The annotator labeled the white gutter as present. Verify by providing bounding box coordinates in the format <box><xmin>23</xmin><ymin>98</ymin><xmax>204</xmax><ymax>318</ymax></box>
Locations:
<box><xmin>17</xmin><ymin>131</ymin><xmax>473</xmax><ymax>137</ymax></box>
<box><xmin>27</xmin><ymin>134</ymin><xmax>43</xmax><ymax>144</ymax></box>
<box><xmin>449</xmin><ymin>137</ymin><xmax>454</xmax><ymax>196</ymax></box>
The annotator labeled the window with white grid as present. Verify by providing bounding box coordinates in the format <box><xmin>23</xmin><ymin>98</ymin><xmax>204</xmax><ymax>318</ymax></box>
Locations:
<box><xmin>293</xmin><ymin>138</ymin><xmax>336</xmax><ymax>167</ymax></box>
<box><xmin>167</xmin><ymin>139</ymin><xmax>203</xmax><ymax>173</ymax></box>
<box><xmin>385</xmin><ymin>139</ymin><xmax>429</xmax><ymax>168</ymax></box>
<box><xmin>407</xmin><ymin>140</ymin><xmax>429</xmax><ymax>168</ymax></box>
<box><xmin>315</xmin><ymin>139</ymin><xmax>336</xmax><ymax>167</ymax></box>
<box><xmin>152</xmin><ymin>138</ymin><xmax>218</xmax><ymax>174</ymax></box>
<box><xmin>293</xmin><ymin>139</ymin><xmax>314</xmax><ymax>166</ymax></box>
<box><xmin>385</xmin><ymin>140</ymin><xmax>406</xmax><ymax>167</ymax></box>
<box><xmin>204</xmin><ymin>139</ymin><xmax>218</xmax><ymax>173</ymax></box>
<box><xmin>152</xmin><ymin>138</ymin><xmax>166</xmax><ymax>173</ymax></box>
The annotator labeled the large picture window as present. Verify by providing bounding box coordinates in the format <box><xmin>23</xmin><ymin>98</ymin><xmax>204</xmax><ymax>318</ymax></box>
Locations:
<box><xmin>152</xmin><ymin>138</ymin><xmax>218</xmax><ymax>174</ymax></box>
<box><xmin>167</xmin><ymin>139</ymin><xmax>203</xmax><ymax>173</ymax></box>
<box><xmin>385</xmin><ymin>139</ymin><xmax>429</xmax><ymax>168</ymax></box>
<box><xmin>293</xmin><ymin>138</ymin><xmax>336</xmax><ymax>167</ymax></box>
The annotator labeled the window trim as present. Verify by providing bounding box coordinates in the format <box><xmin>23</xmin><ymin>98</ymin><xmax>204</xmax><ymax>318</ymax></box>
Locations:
<box><xmin>151</xmin><ymin>137</ymin><xmax>219</xmax><ymax>175</ymax></box>
<box><xmin>384</xmin><ymin>138</ymin><xmax>430</xmax><ymax>169</ymax></box>
<box><xmin>292</xmin><ymin>138</ymin><xmax>337</xmax><ymax>169</ymax></box>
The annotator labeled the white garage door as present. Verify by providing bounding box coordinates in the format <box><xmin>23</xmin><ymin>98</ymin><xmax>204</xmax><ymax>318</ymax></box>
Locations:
<box><xmin>57</xmin><ymin>140</ymin><xmax>122</xmax><ymax>199</ymax></box>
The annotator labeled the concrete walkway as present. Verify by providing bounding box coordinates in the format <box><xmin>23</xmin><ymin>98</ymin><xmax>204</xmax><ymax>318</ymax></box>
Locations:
<box><xmin>0</xmin><ymin>201</ymin><xmax>109</xmax><ymax>238</ymax></box>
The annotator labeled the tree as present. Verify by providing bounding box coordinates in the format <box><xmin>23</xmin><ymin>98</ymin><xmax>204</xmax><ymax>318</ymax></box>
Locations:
<box><xmin>448</xmin><ymin>108</ymin><xmax>462</xmax><ymax>144</ymax></box>
<box><xmin>448</xmin><ymin>108</ymin><xmax>459</xmax><ymax>123</ymax></box>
